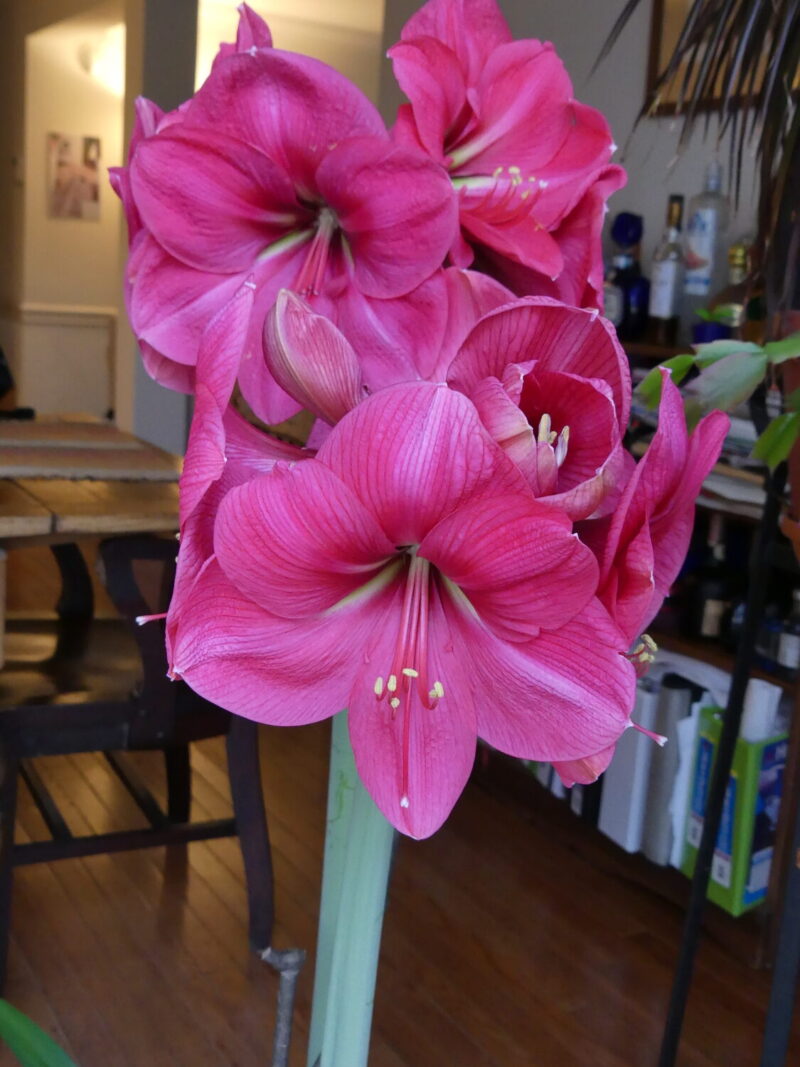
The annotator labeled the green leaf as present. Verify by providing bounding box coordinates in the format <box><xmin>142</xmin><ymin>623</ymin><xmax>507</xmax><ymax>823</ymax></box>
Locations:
<box><xmin>785</xmin><ymin>386</ymin><xmax>800</xmax><ymax>412</ymax></box>
<box><xmin>684</xmin><ymin>351</ymin><xmax>769</xmax><ymax>413</ymax></box>
<box><xmin>693</xmin><ymin>339</ymin><xmax>765</xmax><ymax>367</ymax></box>
<box><xmin>695</xmin><ymin>304</ymin><xmax>743</xmax><ymax>325</ymax></box>
<box><xmin>764</xmin><ymin>332</ymin><xmax>800</xmax><ymax>364</ymax></box>
<box><xmin>635</xmin><ymin>355</ymin><xmax>697</xmax><ymax>408</ymax></box>
<box><xmin>752</xmin><ymin>412</ymin><xmax>800</xmax><ymax>470</ymax></box>
<box><xmin>0</xmin><ymin>1001</ymin><xmax>78</xmax><ymax>1067</ymax></box>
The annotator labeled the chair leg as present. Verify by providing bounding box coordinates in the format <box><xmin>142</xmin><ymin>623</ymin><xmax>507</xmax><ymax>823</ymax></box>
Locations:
<box><xmin>226</xmin><ymin>717</ymin><xmax>274</xmax><ymax>952</ymax></box>
<box><xmin>0</xmin><ymin>752</ymin><xmax>19</xmax><ymax>994</ymax></box>
<box><xmin>164</xmin><ymin>745</ymin><xmax>192</xmax><ymax>824</ymax></box>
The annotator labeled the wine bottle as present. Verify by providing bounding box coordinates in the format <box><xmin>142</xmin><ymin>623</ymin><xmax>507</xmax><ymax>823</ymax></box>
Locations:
<box><xmin>647</xmin><ymin>194</ymin><xmax>684</xmax><ymax>346</ymax></box>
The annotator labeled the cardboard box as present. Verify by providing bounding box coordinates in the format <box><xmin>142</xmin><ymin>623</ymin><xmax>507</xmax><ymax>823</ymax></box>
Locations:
<box><xmin>681</xmin><ymin>705</ymin><xmax>788</xmax><ymax>916</ymax></box>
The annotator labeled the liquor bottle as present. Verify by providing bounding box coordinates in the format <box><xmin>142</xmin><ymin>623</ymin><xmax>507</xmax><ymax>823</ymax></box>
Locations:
<box><xmin>777</xmin><ymin>588</ymin><xmax>800</xmax><ymax>679</ymax></box>
<box><xmin>647</xmin><ymin>195</ymin><xmax>684</xmax><ymax>346</ymax></box>
<box><xmin>690</xmin><ymin>514</ymin><xmax>731</xmax><ymax>640</ymax></box>
<box><xmin>682</xmin><ymin>160</ymin><xmax>730</xmax><ymax>333</ymax></box>
<box><xmin>603</xmin><ymin>271</ymin><xmax>625</xmax><ymax>328</ymax></box>
<box><xmin>708</xmin><ymin>241</ymin><xmax>749</xmax><ymax>331</ymax></box>
<box><xmin>609</xmin><ymin>212</ymin><xmax>650</xmax><ymax>341</ymax></box>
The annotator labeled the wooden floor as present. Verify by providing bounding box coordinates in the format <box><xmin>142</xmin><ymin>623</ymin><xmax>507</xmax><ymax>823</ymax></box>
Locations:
<box><xmin>2</xmin><ymin>721</ymin><xmax>797</xmax><ymax>1067</ymax></box>
<box><xmin>3</xmin><ymin>546</ymin><xmax>799</xmax><ymax>1065</ymax></box>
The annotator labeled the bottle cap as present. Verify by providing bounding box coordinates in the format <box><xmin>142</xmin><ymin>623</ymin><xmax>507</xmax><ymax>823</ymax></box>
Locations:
<box><xmin>611</xmin><ymin>212</ymin><xmax>643</xmax><ymax>250</ymax></box>
<box><xmin>740</xmin><ymin>678</ymin><xmax>782</xmax><ymax>742</ymax></box>
<box><xmin>667</xmin><ymin>194</ymin><xmax>684</xmax><ymax>229</ymax></box>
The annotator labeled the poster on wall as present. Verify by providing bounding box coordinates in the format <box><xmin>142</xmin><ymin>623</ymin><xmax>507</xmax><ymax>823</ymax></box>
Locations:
<box><xmin>46</xmin><ymin>133</ymin><xmax>101</xmax><ymax>221</ymax></box>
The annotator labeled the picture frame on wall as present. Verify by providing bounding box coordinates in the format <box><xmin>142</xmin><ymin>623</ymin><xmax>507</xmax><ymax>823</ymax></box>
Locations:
<box><xmin>46</xmin><ymin>133</ymin><xmax>101</xmax><ymax>220</ymax></box>
<box><xmin>646</xmin><ymin>0</ymin><xmax>786</xmax><ymax>116</ymax></box>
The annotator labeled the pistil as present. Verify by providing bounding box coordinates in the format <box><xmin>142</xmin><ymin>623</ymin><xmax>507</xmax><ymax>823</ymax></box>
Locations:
<box><xmin>373</xmin><ymin>551</ymin><xmax>446</xmax><ymax>813</ymax></box>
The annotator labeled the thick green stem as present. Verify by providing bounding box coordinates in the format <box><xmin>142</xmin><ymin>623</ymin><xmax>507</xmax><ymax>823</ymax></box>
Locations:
<box><xmin>307</xmin><ymin>712</ymin><xmax>395</xmax><ymax>1067</ymax></box>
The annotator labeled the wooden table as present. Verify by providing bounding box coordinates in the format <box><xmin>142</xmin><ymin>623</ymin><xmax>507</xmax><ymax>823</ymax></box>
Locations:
<box><xmin>0</xmin><ymin>417</ymin><xmax>181</xmax><ymax>663</ymax></box>
<box><xmin>0</xmin><ymin>417</ymin><xmax>180</xmax><ymax>547</ymax></box>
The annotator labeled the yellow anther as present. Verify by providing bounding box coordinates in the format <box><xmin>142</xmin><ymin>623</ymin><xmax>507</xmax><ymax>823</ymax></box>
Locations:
<box><xmin>537</xmin><ymin>413</ymin><xmax>552</xmax><ymax>443</ymax></box>
<box><xmin>390</xmin><ymin>697</ymin><xmax>400</xmax><ymax>710</ymax></box>
<box><xmin>402</xmin><ymin>667</ymin><xmax>419</xmax><ymax>678</ymax></box>
<box><xmin>374</xmin><ymin>677</ymin><xmax>384</xmax><ymax>697</ymax></box>
<box><xmin>387</xmin><ymin>674</ymin><xmax>398</xmax><ymax>692</ymax></box>
<box><xmin>492</xmin><ymin>166</ymin><xmax>503</xmax><ymax>178</ymax></box>
<box><xmin>642</xmin><ymin>633</ymin><xmax>658</xmax><ymax>653</ymax></box>
<box><xmin>429</xmin><ymin>681</ymin><xmax>445</xmax><ymax>700</ymax></box>
<box><xmin>508</xmin><ymin>165</ymin><xmax>521</xmax><ymax>175</ymax></box>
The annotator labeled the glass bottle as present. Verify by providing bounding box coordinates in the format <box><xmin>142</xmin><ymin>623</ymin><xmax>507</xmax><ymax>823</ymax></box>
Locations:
<box><xmin>647</xmin><ymin>194</ymin><xmax>684</xmax><ymax>346</ymax></box>
<box><xmin>708</xmin><ymin>241</ymin><xmax>749</xmax><ymax>332</ymax></box>
<box><xmin>690</xmin><ymin>513</ymin><xmax>732</xmax><ymax>640</ymax></box>
<box><xmin>682</xmin><ymin>160</ymin><xmax>730</xmax><ymax>334</ymax></box>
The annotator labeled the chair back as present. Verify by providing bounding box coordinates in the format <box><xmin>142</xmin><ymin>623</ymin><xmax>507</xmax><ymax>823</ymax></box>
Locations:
<box><xmin>98</xmin><ymin>535</ymin><xmax>182</xmax><ymax>738</ymax></box>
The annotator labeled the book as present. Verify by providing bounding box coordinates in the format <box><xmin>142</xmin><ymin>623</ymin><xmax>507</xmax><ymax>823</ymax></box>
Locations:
<box><xmin>598</xmin><ymin>679</ymin><xmax>660</xmax><ymax>852</ymax></box>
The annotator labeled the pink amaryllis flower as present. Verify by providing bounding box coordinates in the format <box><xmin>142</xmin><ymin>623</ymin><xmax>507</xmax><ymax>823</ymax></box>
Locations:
<box><xmin>581</xmin><ymin>371</ymin><xmax>730</xmax><ymax>648</ymax></box>
<box><xmin>446</xmin><ymin>297</ymin><xmax>632</xmax><ymax>519</ymax></box>
<box><xmin>111</xmin><ymin>4</ymin><xmax>457</xmax><ymax>423</ymax></box>
<box><xmin>389</xmin><ymin>0</ymin><xmax>626</xmax><ymax>308</ymax></box>
<box><xmin>168</xmin><ymin>381</ymin><xmax>636</xmax><ymax>837</ymax></box>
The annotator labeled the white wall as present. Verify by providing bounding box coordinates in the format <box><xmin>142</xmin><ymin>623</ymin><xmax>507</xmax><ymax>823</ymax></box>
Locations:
<box><xmin>380</xmin><ymin>0</ymin><xmax>758</xmax><ymax>268</ymax></box>
<box><xmin>197</xmin><ymin>0</ymin><xmax>385</xmax><ymax>102</ymax></box>
<box><xmin>24</xmin><ymin>27</ymin><xmax>123</xmax><ymax>309</ymax></box>
<box><xmin>14</xmin><ymin>15</ymin><xmax>124</xmax><ymax>415</ymax></box>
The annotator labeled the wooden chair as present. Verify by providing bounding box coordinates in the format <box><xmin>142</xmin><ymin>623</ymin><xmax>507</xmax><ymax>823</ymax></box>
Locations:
<box><xmin>0</xmin><ymin>535</ymin><xmax>274</xmax><ymax>990</ymax></box>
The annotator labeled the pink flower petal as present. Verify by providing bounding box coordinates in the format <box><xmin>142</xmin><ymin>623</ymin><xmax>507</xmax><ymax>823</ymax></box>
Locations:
<box><xmin>130</xmin><ymin>127</ymin><xmax>301</xmax><ymax>273</ymax></box>
<box><xmin>213</xmin><ymin>2</ymin><xmax>273</xmax><ymax>66</ymax></box>
<box><xmin>451</xmin><ymin>41</ymin><xmax>574</xmax><ymax>173</ymax></box>
<box><xmin>314</xmin><ymin>137</ymin><xmax>458</xmax><ymax>299</ymax></box>
<box><xmin>317</xmin><ymin>381</ymin><xmax>525</xmax><ymax>544</ymax></box>
<box><xmin>399</xmin><ymin>0</ymin><xmax>513</xmax><ymax>86</ymax></box>
<box><xmin>464</xmin><ymin>598</ymin><xmax>636</xmax><ymax>761</ymax></box>
<box><xmin>553</xmin><ymin>744</ymin><xmax>617</xmax><ymax>788</ymax></box>
<box><xmin>184</xmin><ymin>49</ymin><xmax>386</xmax><ymax>192</ymax></box>
<box><xmin>349</xmin><ymin>580</ymin><xmax>478</xmax><ymax>838</ymax></box>
<box><xmin>467</xmin><ymin>376</ymin><xmax>536</xmax><ymax>478</ymax></box>
<box><xmin>448</xmin><ymin>297</ymin><xmax>631</xmax><ymax>432</ymax></box>
<box><xmin>168</xmin><ymin>557</ymin><xmax>387</xmax><ymax>725</ymax></box>
<box><xmin>388</xmin><ymin>37</ymin><xmax>467</xmax><ymax>163</ymax></box>
<box><xmin>264</xmin><ymin>290</ymin><xmax>365</xmax><ymax>423</ymax></box>
<box><xmin>214</xmin><ymin>461</ymin><xmax>396</xmax><ymax>618</ymax></box>
<box><xmin>420</xmin><ymin>491</ymin><xmax>598</xmax><ymax>639</ymax></box>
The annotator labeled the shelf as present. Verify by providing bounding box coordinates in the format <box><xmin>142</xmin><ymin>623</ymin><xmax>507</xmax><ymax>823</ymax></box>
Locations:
<box><xmin>651</xmin><ymin>628</ymin><xmax>793</xmax><ymax>692</ymax></box>
<box><xmin>623</xmin><ymin>341</ymin><xmax>686</xmax><ymax>362</ymax></box>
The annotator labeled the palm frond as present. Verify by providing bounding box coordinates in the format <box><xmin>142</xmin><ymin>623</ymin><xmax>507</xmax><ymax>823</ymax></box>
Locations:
<box><xmin>600</xmin><ymin>0</ymin><xmax>800</xmax><ymax>331</ymax></box>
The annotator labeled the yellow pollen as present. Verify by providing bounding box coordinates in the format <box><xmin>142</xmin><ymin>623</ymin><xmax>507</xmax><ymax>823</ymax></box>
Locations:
<box><xmin>387</xmin><ymin>674</ymin><xmax>398</xmax><ymax>692</ymax></box>
<box><xmin>402</xmin><ymin>667</ymin><xmax>419</xmax><ymax>678</ymax></box>
<box><xmin>390</xmin><ymin>697</ymin><xmax>400</xmax><ymax>710</ymax></box>
<box><xmin>537</xmin><ymin>413</ymin><xmax>552</xmax><ymax>443</ymax></box>
<box><xmin>492</xmin><ymin>166</ymin><xmax>503</xmax><ymax>178</ymax></box>
<box><xmin>642</xmin><ymin>633</ymin><xmax>658</xmax><ymax>652</ymax></box>
<box><xmin>429</xmin><ymin>681</ymin><xmax>445</xmax><ymax>700</ymax></box>
<box><xmin>374</xmin><ymin>677</ymin><xmax>384</xmax><ymax>697</ymax></box>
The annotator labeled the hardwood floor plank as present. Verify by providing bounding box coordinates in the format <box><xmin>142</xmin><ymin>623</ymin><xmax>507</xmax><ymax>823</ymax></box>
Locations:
<box><xmin>3</xmin><ymin>716</ymin><xmax>798</xmax><ymax>1065</ymax></box>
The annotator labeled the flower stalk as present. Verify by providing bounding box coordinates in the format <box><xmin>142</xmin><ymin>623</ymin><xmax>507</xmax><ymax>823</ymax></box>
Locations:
<box><xmin>308</xmin><ymin>711</ymin><xmax>396</xmax><ymax>1067</ymax></box>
